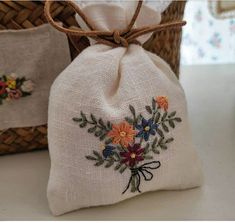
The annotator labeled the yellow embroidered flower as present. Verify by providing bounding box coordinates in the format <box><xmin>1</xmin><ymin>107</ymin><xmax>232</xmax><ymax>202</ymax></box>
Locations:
<box><xmin>108</xmin><ymin>122</ymin><xmax>136</xmax><ymax>147</ymax></box>
<box><xmin>6</xmin><ymin>79</ymin><xmax>16</xmax><ymax>89</ymax></box>
<box><xmin>156</xmin><ymin>96</ymin><xmax>168</xmax><ymax>111</ymax></box>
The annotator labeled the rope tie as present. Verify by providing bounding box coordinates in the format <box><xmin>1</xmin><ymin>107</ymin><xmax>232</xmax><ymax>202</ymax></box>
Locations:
<box><xmin>113</xmin><ymin>30</ymin><xmax>128</xmax><ymax>47</ymax></box>
<box><xmin>44</xmin><ymin>0</ymin><xmax>186</xmax><ymax>48</ymax></box>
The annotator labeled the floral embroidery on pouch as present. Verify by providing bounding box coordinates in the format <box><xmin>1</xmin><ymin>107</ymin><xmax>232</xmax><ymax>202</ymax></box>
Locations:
<box><xmin>107</xmin><ymin>122</ymin><xmax>136</xmax><ymax>147</ymax></box>
<box><xmin>73</xmin><ymin>96</ymin><xmax>182</xmax><ymax>194</ymax></box>
<box><xmin>0</xmin><ymin>73</ymin><xmax>34</xmax><ymax>105</ymax></box>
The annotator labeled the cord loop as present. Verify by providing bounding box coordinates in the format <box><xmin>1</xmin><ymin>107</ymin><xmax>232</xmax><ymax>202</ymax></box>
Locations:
<box><xmin>44</xmin><ymin>0</ymin><xmax>186</xmax><ymax>48</ymax></box>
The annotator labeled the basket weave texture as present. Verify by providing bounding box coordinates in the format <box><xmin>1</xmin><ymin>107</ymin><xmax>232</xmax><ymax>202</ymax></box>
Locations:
<box><xmin>0</xmin><ymin>0</ymin><xmax>186</xmax><ymax>155</ymax></box>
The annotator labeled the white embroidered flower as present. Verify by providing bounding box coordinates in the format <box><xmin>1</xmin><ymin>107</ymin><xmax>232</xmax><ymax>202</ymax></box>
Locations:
<box><xmin>8</xmin><ymin>73</ymin><xmax>17</xmax><ymax>80</ymax></box>
<box><xmin>6</xmin><ymin>87</ymin><xmax>11</xmax><ymax>93</ymax></box>
<box><xmin>20</xmin><ymin>80</ymin><xmax>35</xmax><ymax>93</ymax></box>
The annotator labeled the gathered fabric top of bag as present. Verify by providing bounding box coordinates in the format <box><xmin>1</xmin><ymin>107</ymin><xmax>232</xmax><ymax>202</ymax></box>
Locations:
<box><xmin>44</xmin><ymin>0</ymin><xmax>186</xmax><ymax>48</ymax></box>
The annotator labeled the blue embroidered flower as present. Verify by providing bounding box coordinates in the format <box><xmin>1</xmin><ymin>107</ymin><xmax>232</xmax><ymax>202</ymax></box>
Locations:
<box><xmin>102</xmin><ymin>145</ymin><xmax>115</xmax><ymax>158</ymax></box>
<box><xmin>136</xmin><ymin>118</ymin><xmax>158</xmax><ymax>141</ymax></box>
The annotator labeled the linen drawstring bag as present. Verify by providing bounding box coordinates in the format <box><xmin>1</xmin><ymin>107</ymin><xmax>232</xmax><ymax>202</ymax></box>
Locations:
<box><xmin>45</xmin><ymin>0</ymin><xmax>203</xmax><ymax>216</ymax></box>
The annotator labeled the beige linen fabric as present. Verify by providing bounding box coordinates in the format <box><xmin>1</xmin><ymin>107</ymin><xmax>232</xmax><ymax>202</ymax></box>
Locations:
<box><xmin>47</xmin><ymin>2</ymin><xmax>203</xmax><ymax>216</ymax></box>
<box><xmin>0</xmin><ymin>24</ymin><xmax>71</xmax><ymax>130</ymax></box>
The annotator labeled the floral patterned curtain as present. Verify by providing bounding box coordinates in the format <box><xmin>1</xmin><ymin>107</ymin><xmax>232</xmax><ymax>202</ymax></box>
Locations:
<box><xmin>181</xmin><ymin>0</ymin><xmax>235</xmax><ymax>65</ymax></box>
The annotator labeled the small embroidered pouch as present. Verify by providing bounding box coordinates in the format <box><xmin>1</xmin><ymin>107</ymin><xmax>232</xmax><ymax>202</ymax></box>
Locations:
<box><xmin>0</xmin><ymin>24</ymin><xmax>71</xmax><ymax>132</ymax></box>
<box><xmin>45</xmin><ymin>1</ymin><xmax>203</xmax><ymax>216</ymax></box>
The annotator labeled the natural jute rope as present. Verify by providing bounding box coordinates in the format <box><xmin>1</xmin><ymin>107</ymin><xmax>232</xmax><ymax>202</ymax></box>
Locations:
<box><xmin>44</xmin><ymin>0</ymin><xmax>186</xmax><ymax>48</ymax></box>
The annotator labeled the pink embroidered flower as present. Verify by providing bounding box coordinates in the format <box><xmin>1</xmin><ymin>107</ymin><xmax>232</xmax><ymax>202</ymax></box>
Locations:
<box><xmin>8</xmin><ymin>89</ymin><xmax>22</xmax><ymax>100</ymax></box>
<box><xmin>0</xmin><ymin>81</ymin><xmax>7</xmax><ymax>95</ymax></box>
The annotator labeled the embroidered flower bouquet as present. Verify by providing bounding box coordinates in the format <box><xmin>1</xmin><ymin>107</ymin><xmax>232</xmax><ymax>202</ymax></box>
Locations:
<box><xmin>45</xmin><ymin>0</ymin><xmax>203</xmax><ymax>216</ymax></box>
<box><xmin>0</xmin><ymin>74</ymin><xmax>34</xmax><ymax>105</ymax></box>
<box><xmin>73</xmin><ymin>96</ymin><xmax>182</xmax><ymax>194</ymax></box>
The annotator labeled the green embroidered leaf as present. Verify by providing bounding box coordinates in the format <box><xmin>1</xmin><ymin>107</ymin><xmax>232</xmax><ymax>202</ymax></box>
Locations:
<box><xmin>151</xmin><ymin>137</ymin><xmax>158</xmax><ymax>149</ymax></box>
<box><xmin>1</xmin><ymin>92</ymin><xmax>8</xmax><ymax>99</ymax></box>
<box><xmin>99</xmin><ymin>133</ymin><xmax>106</xmax><ymax>141</ymax></box>
<box><xmin>98</xmin><ymin>118</ymin><xmax>105</xmax><ymax>127</ymax></box>
<box><xmin>93</xmin><ymin>150</ymin><xmax>102</xmax><ymax>159</ymax></box>
<box><xmin>162</xmin><ymin>123</ymin><xmax>169</xmax><ymax>133</ymax></box>
<box><xmin>168</xmin><ymin>120</ymin><xmax>175</xmax><ymax>128</ymax></box>
<box><xmin>145</xmin><ymin>106</ymin><xmax>152</xmax><ymax>114</ymax></box>
<box><xmin>144</xmin><ymin>143</ymin><xmax>150</xmax><ymax>154</ymax></box>
<box><xmin>152</xmin><ymin>98</ymin><xmax>156</xmax><ymax>110</ymax></box>
<box><xmin>105</xmin><ymin>138</ymin><xmax>113</xmax><ymax>145</ymax></box>
<box><xmin>160</xmin><ymin>144</ymin><xmax>167</xmax><ymax>150</ymax></box>
<box><xmin>116</xmin><ymin>145</ymin><xmax>124</xmax><ymax>152</ymax></box>
<box><xmin>95</xmin><ymin>160</ymin><xmax>104</xmax><ymax>166</ymax></box>
<box><xmin>85</xmin><ymin>155</ymin><xmax>97</xmax><ymax>161</ymax></box>
<box><xmin>80</xmin><ymin>111</ymin><xmax>87</xmax><ymax>121</ymax></box>
<box><xmin>88</xmin><ymin>126</ymin><xmax>97</xmax><ymax>133</ymax></box>
<box><xmin>129</xmin><ymin>105</ymin><xmax>136</xmax><ymax>117</ymax></box>
<box><xmin>174</xmin><ymin>117</ymin><xmax>182</xmax><ymax>122</ymax></box>
<box><xmin>125</xmin><ymin>117</ymin><xmax>134</xmax><ymax>125</ymax></box>
<box><xmin>72</xmin><ymin>117</ymin><xmax>82</xmax><ymax>122</ymax></box>
<box><xmin>79</xmin><ymin>122</ymin><xmax>87</xmax><ymax>128</ymax></box>
<box><xmin>136</xmin><ymin>114</ymin><xmax>142</xmax><ymax>124</ymax></box>
<box><xmin>95</xmin><ymin>130</ymin><xmax>103</xmax><ymax>137</ymax></box>
<box><xmin>143</xmin><ymin>155</ymin><xmax>153</xmax><ymax>159</ymax></box>
<box><xmin>156</xmin><ymin>128</ymin><xmax>164</xmax><ymax>138</ymax></box>
<box><xmin>161</xmin><ymin>112</ymin><xmax>168</xmax><ymax>121</ymax></box>
<box><xmin>168</xmin><ymin>111</ymin><xmax>176</xmax><ymax>118</ymax></box>
<box><xmin>155</xmin><ymin>112</ymin><xmax>160</xmax><ymax>123</ymax></box>
<box><xmin>152</xmin><ymin>148</ymin><xmax>160</xmax><ymax>154</ymax></box>
<box><xmin>107</xmin><ymin>121</ymin><xmax>112</xmax><ymax>130</ymax></box>
<box><xmin>113</xmin><ymin>152</ymin><xmax>121</xmax><ymax>161</ymax></box>
<box><xmin>119</xmin><ymin>165</ymin><xmax>127</xmax><ymax>174</ymax></box>
<box><xmin>90</xmin><ymin>114</ymin><xmax>97</xmax><ymax>124</ymax></box>
<box><xmin>21</xmin><ymin>92</ymin><xmax>31</xmax><ymax>97</ymax></box>
<box><xmin>158</xmin><ymin>137</ymin><xmax>163</xmax><ymax>144</ymax></box>
<box><xmin>165</xmin><ymin>137</ymin><xmax>174</xmax><ymax>143</ymax></box>
<box><xmin>114</xmin><ymin>163</ymin><xmax>122</xmax><ymax>170</ymax></box>
<box><xmin>105</xmin><ymin>158</ymin><xmax>114</xmax><ymax>168</ymax></box>
<box><xmin>21</xmin><ymin>77</ymin><xmax>26</xmax><ymax>82</ymax></box>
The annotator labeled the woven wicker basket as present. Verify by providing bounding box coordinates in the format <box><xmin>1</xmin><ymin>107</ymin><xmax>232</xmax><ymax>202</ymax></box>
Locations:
<box><xmin>0</xmin><ymin>0</ymin><xmax>186</xmax><ymax>155</ymax></box>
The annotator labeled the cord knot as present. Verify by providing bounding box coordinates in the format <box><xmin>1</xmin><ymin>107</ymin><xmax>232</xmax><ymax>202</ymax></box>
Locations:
<box><xmin>113</xmin><ymin>30</ymin><xmax>129</xmax><ymax>47</ymax></box>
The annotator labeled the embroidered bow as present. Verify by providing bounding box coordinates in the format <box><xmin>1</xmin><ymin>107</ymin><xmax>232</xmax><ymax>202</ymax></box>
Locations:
<box><xmin>122</xmin><ymin>161</ymin><xmax>161</xmax><ymax>194</ymax></box>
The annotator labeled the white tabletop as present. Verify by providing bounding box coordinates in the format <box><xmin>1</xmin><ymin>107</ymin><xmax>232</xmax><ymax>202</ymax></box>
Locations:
<box><xmin>0</xmin><ymin>64</ymin><xmax>235</xmax><ymax>220</ymax></box>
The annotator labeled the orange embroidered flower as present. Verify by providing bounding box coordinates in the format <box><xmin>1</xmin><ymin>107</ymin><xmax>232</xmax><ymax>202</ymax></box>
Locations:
<box><xmin>156</xmin><ymin>96</ymin><xmax>168</xmax><ymax>111</ymax></box>
<box><xmin>108</xmin><ymin>122</ymin><xmax>136</xmax><ymax>147</ymax></box>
